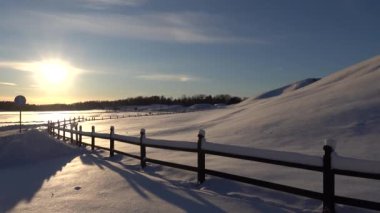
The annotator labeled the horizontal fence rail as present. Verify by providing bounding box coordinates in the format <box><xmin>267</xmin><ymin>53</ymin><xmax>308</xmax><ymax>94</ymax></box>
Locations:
<box><xmin>47</xmin><ymin>119</ymin><xmax>380</xmax><ymax>212</ymax></box>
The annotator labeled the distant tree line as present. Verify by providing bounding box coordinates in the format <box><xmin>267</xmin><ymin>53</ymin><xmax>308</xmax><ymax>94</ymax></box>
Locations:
<box><xmin>0</xmin><ymin>94</ymin><xmax>245</xmax><ymax>111</ymax></box>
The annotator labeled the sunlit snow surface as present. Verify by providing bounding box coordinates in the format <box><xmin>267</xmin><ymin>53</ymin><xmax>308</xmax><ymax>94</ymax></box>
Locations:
<box><xmin>1</xmin><ymin>56</ymin><xmax>380</xmax><ymax>212</ymax></box>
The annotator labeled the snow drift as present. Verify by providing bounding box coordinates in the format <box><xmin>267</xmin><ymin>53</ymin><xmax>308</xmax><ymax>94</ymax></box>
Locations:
<box><xmin>255</xmin><ymin>78</ymin><xmax>320</xmax><ymax>100</ymax></box>
<box><xmin>0</xmin><ymin>130</ymin><xmax>78</xmax><ymax>168</ymax></box>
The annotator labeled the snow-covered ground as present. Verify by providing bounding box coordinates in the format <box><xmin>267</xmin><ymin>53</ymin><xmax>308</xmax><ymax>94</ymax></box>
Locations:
<box><xmin>1</xmin><ymin>55</ymin><xmax>380</xmax><ymax>212</ymax></box>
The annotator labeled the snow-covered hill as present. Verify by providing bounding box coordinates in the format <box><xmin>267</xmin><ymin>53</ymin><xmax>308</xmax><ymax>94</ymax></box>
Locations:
<box><xmin>82</xmin><ymin>55</ymin><xmax>380</xmax><ymax>160</ymax></box>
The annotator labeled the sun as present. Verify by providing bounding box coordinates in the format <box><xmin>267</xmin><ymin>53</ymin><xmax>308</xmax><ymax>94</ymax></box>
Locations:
<box><xmin>38</xmin><ymin>59</ymin><xmax>69</xmax><ymax>85</ymax></box>
<box><xmin>32</xmin><ymin>58</ymin><xmax>80</xmax><ymax>92</ymax></box>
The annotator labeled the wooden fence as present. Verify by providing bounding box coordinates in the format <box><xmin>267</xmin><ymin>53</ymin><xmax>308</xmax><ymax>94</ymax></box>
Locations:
<box><xmin>47</xmin><ymin>118</ymin><xmax>380</xmax><ymax>213</ymax></box>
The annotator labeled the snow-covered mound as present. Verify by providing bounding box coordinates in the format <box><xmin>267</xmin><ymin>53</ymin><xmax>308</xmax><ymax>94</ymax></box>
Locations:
<box><xmin>0</xmin><ymin>130</ymin><xmax>78</xmax><ymax>168</ymax></box>
<box><xmin>255</xmin><ymin>78</ymin><xmax>320</xmax><ymax>100</ymax></box>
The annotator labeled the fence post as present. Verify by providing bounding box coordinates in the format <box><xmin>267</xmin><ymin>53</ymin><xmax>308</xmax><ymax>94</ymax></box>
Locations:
<box><xmin>52</xmin><ymin>120</ymin><xmax>55</xmax><ymax>135</ymax></box>
<box><xmin>49</xmin><ymin>121</ymin><xmax>52</xmax><ymax>134</ymax></box>
<box><xmin>79</xmin><ymin>125</ymin><xmax>82</xmax><ymax>147</ymax></box>
<box><xmin>63</xmin><ymin>119</ymin><xmax>66</xmax><ymax>140</ymax></box>
<box><xmin>197</xmin><ymin>129</ymin><xmax>206</xmax><ymax>184</ymax></box>
<box><xmin>110</xmin><ymin>126</ymin><xmax>114</xmax><ymax>157</ymax></box>
<box><xmin>70</xmin><ymin>123</ymin><xmax>74</xmax><ymax>144</ymax></box>
<box><xmin>140</xmin><ymin>128</ymin><xmax>146</xmax><ymax>168</ymax></box>
<box><xmin>91</xmin><ymin>126</ymin><xmax>95</xmax><ymax>150</ymax></box>
<box><xmin>75</xmin><ymin>125</ymin><xmax>78</xmax><ymax>145</ymax></box>
<box><xmin>323</xmin><ymin>141</ymin><xmax>335</xmax><ymax>213</ymax></box>
<box><xmin>57</xmin><ymin>120</ymin><xmax>60</xmax><ymax>139</ymax></box>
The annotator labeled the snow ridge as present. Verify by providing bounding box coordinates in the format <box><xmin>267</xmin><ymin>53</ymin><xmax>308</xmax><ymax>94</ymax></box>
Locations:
<box><xmin>255</xmin><ymin>78</ymin><xmax>320</xmax><ymax>100</ymax></box>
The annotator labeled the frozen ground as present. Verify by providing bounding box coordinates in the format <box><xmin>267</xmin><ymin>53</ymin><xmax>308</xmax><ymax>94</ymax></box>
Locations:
<box><xmin>1</xmin><ymin>56</ymin><xmax>380</xmax><ymax>212</ymax></box>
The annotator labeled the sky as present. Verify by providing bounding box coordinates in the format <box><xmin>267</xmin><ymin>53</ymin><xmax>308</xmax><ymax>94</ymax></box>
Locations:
<box><xmin>0</xmin><ymin>0</ymin><xmax>380</xmax><ymax>104</ymax></box>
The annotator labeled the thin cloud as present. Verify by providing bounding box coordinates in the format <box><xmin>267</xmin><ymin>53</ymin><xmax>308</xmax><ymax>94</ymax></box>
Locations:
<box><xmin>8</xmin><ymin>11</ymin><xmax>263</xmax><ymax>44</ymax></box>
<box><xmin>82</xmin><ymin>0</ymin><xmax>146</xmax><ymax>9</ymax></box>
<box><xmin>0</xmin><ymin>82</ymin><xmax>16</xmax><ymax>86</ymax></box>
<box><xmin>137</xmin><ymin>74</ymin><xmax>197</xmax><ymax>82</ymax></box>
<box><xmin>0</xmin><ymin>60</ymin><xmax>84</xmax><ymax>75</ymax></box>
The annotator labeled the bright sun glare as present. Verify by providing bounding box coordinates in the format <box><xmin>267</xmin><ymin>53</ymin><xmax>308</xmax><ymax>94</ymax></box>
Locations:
<box><xmin>40</xmin><ymin>60</ymin><xmax>68</xmax><ymax>85</ymax></box>
<box><xmin>38</xmin><ymin>59</ymin><xmax>69</xmax><ymax>85</ymax></box>
<box><xmin>34</xmin><ymin>59</ymin><xmax>77</xmax><ymax>91</ymax></box>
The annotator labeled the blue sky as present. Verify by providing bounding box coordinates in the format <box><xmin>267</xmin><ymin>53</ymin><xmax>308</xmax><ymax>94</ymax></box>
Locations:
<box><xmin>1</xmin><ymin>0</ymin><xmax>380</xmax><ymax>104</ymax></box>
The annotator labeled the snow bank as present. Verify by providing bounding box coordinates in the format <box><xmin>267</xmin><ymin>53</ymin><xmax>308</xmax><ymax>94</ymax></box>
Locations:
<box><xmin>0</xmin><ymin>130</ymin><xmax>78</xmax><ymax>168</ymax></box>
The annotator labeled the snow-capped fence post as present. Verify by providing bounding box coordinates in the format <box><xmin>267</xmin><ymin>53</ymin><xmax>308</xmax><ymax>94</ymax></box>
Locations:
<box><xmin>197</xmin><ymin>129</ymin><xmax>206</xmax><ymax>184</ymax></box>
<box><xmin>79</xmin><ymin>125</ymin><xmax>83</xmax><ymax>147</ymax></box>
<box><xmin>91</xmin><ymin>126</ymin><xmax>95</xmax><ymax>150</ymax></box>
<box><xmin>110</xmin><ymin>126</ymin><xmax>115</xmax><ymax>157</ymax></box>
<box><xmin>140</xmin><ymin>128</ymin><xmax>146</xmax><ymax>168</ymax></box>
<box><xmin>323</xmin><ymin>143</ymin><xmax>335</xmax><ymax>213</ymax></box>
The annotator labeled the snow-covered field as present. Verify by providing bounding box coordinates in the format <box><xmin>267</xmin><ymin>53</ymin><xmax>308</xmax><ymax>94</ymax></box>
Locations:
<box><xmin>1</xmin><ymin>56</ymin><xmax>380</xmax><ymax>212</ymax></box>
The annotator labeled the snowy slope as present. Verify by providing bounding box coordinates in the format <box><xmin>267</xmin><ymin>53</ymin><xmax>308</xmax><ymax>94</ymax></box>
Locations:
<box><xmin>81</xmin><ymin>56</ymin><xmax>380</xmax><ymax>160</ymax></box>
<box><xmin>75</xmin><ymin>56</ymin><xmax>380</xmax><ymax>211</ymax></box>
